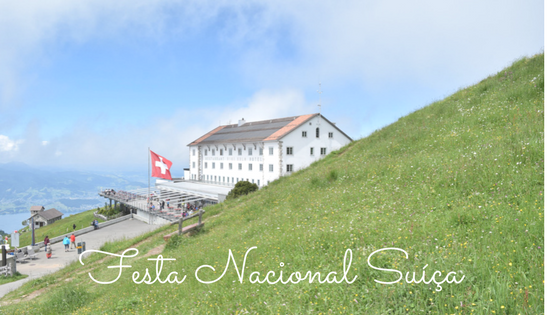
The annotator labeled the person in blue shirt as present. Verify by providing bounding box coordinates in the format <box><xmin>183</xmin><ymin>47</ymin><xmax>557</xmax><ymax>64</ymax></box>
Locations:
<box><xmin>63</xmin><ymin>236</ymin><xmax>70</xmax><ymax>252</ymax></box>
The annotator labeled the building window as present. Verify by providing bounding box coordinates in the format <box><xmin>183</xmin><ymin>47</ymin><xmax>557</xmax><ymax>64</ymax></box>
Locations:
<box><xmin>286</xmin><ymin>147</ymin><xmax>293</xmax><ymax>155</ymax></box>
<box><xmin>238</xmin><ymin>148</ymin><xmax>242</xmax><ymax>155</ymax></box>
<box><xmin>229</xmin><ymin>148</ymin><xmax>233</xmax><ymax>155</ymax></box>
<box><xmin>192</xmin><ymin>162</ymin><xmax>195</xmax><ymax>168</ymax></box>
<box><xmin>212</xmin><ymin>149</ymin><xmax>215</xmax><ymax>156</ymax></box>
<box><xmin>212</xmin><ymin>162</ymin><xmax>215</xmax><ymax>169</ymax></box>
<box><xmin>257</xmin><ymin>180</ymin><xmax>260</xmax><ymax>186</ymax></box>
<box><xmin>220</xmin><ymin>162</ymin><xmax>224</xmax><ymax>169</ymax></box>
<box><xmin>205</xmin><ymin>162</ymin><xmax>208</xmax><ymax>169</ymax></box>
<box><xmin>220</xmin><ymin>149</ymin><xmax>223</xmax><ymax>156</ymax></box>
<box><xmin>259</xmin><ymin>148</ymin><xmax>263</xmax><ymax>155</ymax></box>
<box><xmin>328</xmin><ymin>132</ymin><xmax>333</xmax><ymax>138</ymax></box>
<box><xmin>310</xmin><ymin>147</ymin><xmax>314</xmax><ymax>155</ymax></box>
<box><xmin>205</xmin><ymin>149</ymin><xmax>208</xmax><ymax>156</ymax></box>
<box><xmin>238</xmin><ymin>163</ymin><xmax>242</xmax><ymax>170</ymax></box>
<box><xmin>321</xmin><ymin>148</ymin><xmax>327</xmax><ymax>155</ymax></box>
<box><xmin>302</xmin><ymin>131</ymin><xmax>307</xmax><ymax>137</ymax></box>
<box><xmin>316</xmin><ymin>128</ymin><xmax>320</xmax><ymax>138</ymax></box>
<box><xmin>259</xmin><ymin>164</ymin><xmax>263</xmax><ymax>171</ymax></box>
<box><xmin>269</xmin><ymin>147</ymin><xmax>274</xmax><ymax>155</ymax></box>
<box><xmin>287</xmin><ymin>164</ymin><xmax>293</xmax><ymax>172</ymax></box>
<box><xmin>248</xmin><ymin>148</ymin><xmax>253</xmax><ymax>155</ymax></box>
<box><xmin>249</xmin><ymin>163</ymin><xmax>253</xmax><ymax>171</ymax></box>
<box><xmin>269</xmin><ymin>164</ymin><xmax>274</xmax><ymax>172</ymax></box>
<box><xmin>229</xmin><ymin>163</ymin><xmax>233</xmax><ymax>170</ymax></box>
<box><xmin>192</xmin><ymin>149</ymin><xmax>196</xmax><ymax>156</ymax></box>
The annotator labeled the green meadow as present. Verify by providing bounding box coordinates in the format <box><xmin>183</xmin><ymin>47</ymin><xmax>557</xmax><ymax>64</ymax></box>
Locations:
<box><xmin>0</xmin><ymin>54</ymin><xmax>544</xmax><ymax>314</ymax></box>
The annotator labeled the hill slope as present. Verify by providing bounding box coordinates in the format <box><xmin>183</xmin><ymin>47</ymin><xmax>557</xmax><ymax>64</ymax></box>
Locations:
<box><xmin>0</xmin><ymin>54</ymin><xmax>544</xmax><ymax>314</ymax></box>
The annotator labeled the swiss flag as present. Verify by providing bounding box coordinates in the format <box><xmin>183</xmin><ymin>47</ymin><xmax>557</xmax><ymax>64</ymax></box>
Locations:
<box><xmin>150</xmin><ymin>150</ymin><xmax>173</xmax><ymax>180</ymax></box>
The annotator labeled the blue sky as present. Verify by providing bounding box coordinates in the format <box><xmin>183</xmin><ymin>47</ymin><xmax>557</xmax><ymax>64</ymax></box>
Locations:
<box><xmin>0</xmin><ymin>0</ymin><xmax>544</xmax><ymax>175</ymax></box>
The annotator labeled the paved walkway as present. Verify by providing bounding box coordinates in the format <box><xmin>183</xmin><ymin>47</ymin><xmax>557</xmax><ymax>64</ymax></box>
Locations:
<box><xmin>0</xmin><ymin>218</ymin><xmax>164</xmax><ymax>299</ymax></box>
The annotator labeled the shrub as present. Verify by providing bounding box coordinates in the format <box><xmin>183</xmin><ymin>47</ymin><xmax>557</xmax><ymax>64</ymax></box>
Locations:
<box><xmin>226</xmin><ymin>181</ymin><xmax>259</xmax><ymax>200</ymax></box>
<box><xmin>327</xmin><ymin>169</ymin><xmax>338</xmax><ymax>182</ymax></box>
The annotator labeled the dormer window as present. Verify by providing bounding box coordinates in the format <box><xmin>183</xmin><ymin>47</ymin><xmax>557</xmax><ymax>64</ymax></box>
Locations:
<box><xmin>316</xmin><ymin>128</ymin><xmax>320</xmax><ymax>138</ymax></box>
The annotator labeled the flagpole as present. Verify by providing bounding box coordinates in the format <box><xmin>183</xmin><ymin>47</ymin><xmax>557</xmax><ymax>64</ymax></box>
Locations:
<box><xmin>148</xmin><ymin>147</ymin><xmax>151</xmax><ymax>225</ymax></box>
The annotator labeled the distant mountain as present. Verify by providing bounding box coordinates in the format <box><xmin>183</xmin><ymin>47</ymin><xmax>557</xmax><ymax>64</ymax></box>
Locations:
<box><xmin>0</xmin><ymin>163</ymin><xmax>146</xmax><ymax>215</ymax></box>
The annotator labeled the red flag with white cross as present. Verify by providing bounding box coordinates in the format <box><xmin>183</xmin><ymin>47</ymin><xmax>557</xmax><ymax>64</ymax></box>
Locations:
<box><xmin>150</xmin><ymin>150</ymin><xmax>173</xmax><ymax>180</ymax></box>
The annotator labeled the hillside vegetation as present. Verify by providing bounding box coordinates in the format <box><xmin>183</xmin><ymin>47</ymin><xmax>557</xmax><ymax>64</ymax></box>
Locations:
<box><xmin>0</xmin><ymin>54</ymin><xmax>544</xmax><ymax>314</ymax></box>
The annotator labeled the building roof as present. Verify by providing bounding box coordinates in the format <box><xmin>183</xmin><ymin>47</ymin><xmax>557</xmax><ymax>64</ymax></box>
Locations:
<box><xmin>30</xmin><ymin>205</ymin><xmax>44</xmax><ymax>212</ymax></box>
<box><xmin>188</xmin><ymin>113</ymin><xmax>352</xmax><ymax>146</ymax></box>
<box><xmin>37</xmin><ymin>208</ymin><xmax>64</xmax><ymax>221</ymax></box>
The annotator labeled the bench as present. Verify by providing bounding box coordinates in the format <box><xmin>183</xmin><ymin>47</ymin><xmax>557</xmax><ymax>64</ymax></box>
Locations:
<box><xmin>163</xmin><ymin>209</ymin><xmax>205</xmax><ymax>241</ymax></box>
<box><xmin>163</xmin><ymin>222</ymin><xmax>205</xmax><ymax>241</ymax></box>
<box><xmin>27</xmin><ymin>247</ymin><xmax>39</xmax><ymax>260</ymax></box>
<box><xmin>0</xmin><ymin>263</ymin><xmax>12</xmax><ymax>276</ymax></box>
<box><xmin>15</xmin><ymin>251</ymin><xmax>29</xmax><ymax>263</ymax></box>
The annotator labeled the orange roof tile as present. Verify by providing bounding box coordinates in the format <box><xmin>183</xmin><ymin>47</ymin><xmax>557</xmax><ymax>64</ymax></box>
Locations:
<box><xmin>262</xmin><ymin>114</ymin><xmax>316</xmax><ymax>141</ymax></box>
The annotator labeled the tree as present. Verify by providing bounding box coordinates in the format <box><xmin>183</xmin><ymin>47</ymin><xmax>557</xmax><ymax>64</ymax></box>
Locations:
<box><xmin>226</xmin><ymin>181</ymin><xmax>259</xmax><ymax>200</ymax></box>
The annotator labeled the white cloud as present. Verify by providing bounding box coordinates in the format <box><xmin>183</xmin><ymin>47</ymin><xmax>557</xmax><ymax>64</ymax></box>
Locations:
<box><xmin>229</xmin><ymin>0</ymin><xmax>543</xmax><ymax>92</ymax></box>
<box><xmin>0</xmin><ymin>135</ymin><xmax>22</xmax><ymax>152</ymax></box>
<box><xmin>0</xmin><ymin>0</ymin><xmax>544</xmax><ymax>170</ymax></box>
<box><xmin>0</xmin><ymin>0</ymin><xmax>543</xmax><ymax>108</ymax></box>
<box><xmin>216</xmin><ymin>89</ymin><xmax>312</xmax><ymax>124</ymax></box>
<box><xmin>0</xmin><ymin>89</ymin><xmax>314</xmax><ymax>170</ymax></box>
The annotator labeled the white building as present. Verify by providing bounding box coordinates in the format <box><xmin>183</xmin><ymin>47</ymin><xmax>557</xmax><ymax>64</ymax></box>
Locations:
<box><xmin>185</xmin><ymin>113</ymin><xmax>352</xmax><ymax>187</ymax></box>
<box><xmin>28</xmin><ymin>206</ymin><xmax>64</xmax><ymax>228</ymax></box>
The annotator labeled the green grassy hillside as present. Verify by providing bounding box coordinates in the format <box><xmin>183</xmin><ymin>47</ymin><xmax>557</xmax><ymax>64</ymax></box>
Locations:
<box><xmin>0</xmin><ymin>54</ymin><xmax>544</xmax><ymax>314</ymax></box>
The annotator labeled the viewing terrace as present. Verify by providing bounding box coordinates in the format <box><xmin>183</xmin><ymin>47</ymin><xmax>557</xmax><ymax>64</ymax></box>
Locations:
<box><xmin>98</xmin><ymin>180</ymin><xmax>231</xmax><ymax>224</ymax></box>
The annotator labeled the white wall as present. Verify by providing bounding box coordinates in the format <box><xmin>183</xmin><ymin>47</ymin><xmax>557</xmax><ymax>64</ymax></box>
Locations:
<box><xmin>195</xmin><ymin>142</ymin><xmax>277</xmax><ymax>187</ymax></box>
<box><xmin>280</xmin><ymin>115</ymin><xmax>352</xmax><ymax>174</ymax></box>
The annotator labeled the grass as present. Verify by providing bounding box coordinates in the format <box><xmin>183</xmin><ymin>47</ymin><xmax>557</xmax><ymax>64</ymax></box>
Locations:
<box><xmin>16</xmin><ymin>209</ymin><xmax>106</xmax><ymax>247</ymax></box>
<box><xmin>0</xmin><ymin>272</ymin><xmax>28</xmax><ymax>286</ymax></box>
<box><xmin>0</xmin><ymin>53</ymin><xmax>544</xmax><ymax>314</ymax></box>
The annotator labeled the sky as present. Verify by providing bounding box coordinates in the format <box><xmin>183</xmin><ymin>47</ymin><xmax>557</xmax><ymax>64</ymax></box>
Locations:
<box><xmin>0</xmin><ymin>0</ymin><xmax>544</xmax><ymax>176</ymax></box>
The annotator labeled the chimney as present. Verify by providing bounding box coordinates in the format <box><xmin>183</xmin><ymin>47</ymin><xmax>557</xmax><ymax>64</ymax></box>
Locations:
<box><xmin>238</xmin><ymin>118</ymin><xmax>246</xmax><ymax>127</ymax></box>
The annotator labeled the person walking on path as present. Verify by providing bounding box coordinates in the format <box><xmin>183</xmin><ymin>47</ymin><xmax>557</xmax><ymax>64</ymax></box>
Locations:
<box><xmin>44</xmin><ymin>236</ymin><xmax>50</xmax><ymax>252</ymax></box>
<box><xmin>70</xmin><ymin>234</ymin><xmax>76</xmax><ymax>250</ymax></box>
<box><xmin>46</xmin><ymin>243</ymin><xmax>52</xmax><ymax>259</ymax></box>
<box><xmin>63</xmin><ymin>236</ymin><xmax>70</xmax><ymax>252</ymax></box>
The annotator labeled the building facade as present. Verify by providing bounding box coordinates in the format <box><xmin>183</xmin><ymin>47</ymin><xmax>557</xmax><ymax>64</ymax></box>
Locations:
<box><xmin>185</xmin><ymin>113</ymin><xmax>352</xmax><ymax>187</ymax></box>
<box><xmin>28</xmin><ymin>207</ymin><xmax>64</xmax><ymax>228</ymax></box>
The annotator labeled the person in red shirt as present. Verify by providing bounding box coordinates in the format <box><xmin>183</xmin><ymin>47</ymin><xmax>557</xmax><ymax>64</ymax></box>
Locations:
<box><xmin>70</xmin><ymin>234</ymin><xmax>76</xmax><ymax>250</ymax></box>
